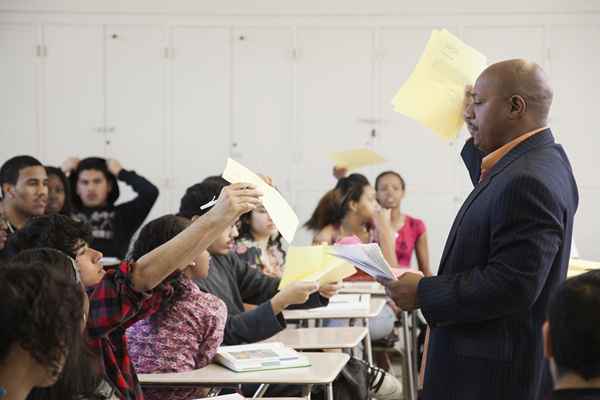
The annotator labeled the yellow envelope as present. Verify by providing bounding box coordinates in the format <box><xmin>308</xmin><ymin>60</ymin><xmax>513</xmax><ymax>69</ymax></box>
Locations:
<box><xmin>567</xmin><ymin>258</ymin><xmax>600</xmax><ymax>278</ymax></box>
<box><xmin>330</xmin><ymin>148</ymin><xmax>386</xmax><ymax>171</ymax></box>
<box><xmin>279</xmin><ymin>246</ymin><xmax>357</xmax><ymax>290</ymax></box>
<box><xmin>392</xmin><ymin>29</ymin><xmax>487</xmax><ymax>140</ymax></box>
<box><xmin>222</xmin><ymin>158</ymin><xmax>299</xmax><ymax>244</ymax></box>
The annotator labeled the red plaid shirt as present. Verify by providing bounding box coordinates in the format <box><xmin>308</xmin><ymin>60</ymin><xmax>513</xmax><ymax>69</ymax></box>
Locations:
<box><xmin>86</xmin><ymin>261</ymin><xmax>171</xmax><ymax>400</ymax></box>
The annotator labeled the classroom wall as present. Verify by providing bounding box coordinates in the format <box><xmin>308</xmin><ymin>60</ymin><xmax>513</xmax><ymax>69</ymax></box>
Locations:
<box><xmin>1</xmin><ymin>1</ymin><xmax>599</xmax><ymax>270</ymax></box>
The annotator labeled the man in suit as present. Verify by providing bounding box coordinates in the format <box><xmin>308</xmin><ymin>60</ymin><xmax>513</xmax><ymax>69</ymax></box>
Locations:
<box><xmin>385</xmin><ymin>59</ymin><xmax>579</xmax><ymax>400</ymax></box>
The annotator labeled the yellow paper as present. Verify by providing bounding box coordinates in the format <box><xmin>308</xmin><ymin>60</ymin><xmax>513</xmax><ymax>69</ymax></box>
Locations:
<box><xmin>567</xmin><ymin>258</ymin><xmax>600</xmax><ymax>278</ymax></box>
<box><xmin>392</xmin><ymin>29</ymin><xmax>487</xmax><ymax>140</ymax></box>
<box><xmin>279</xmin><ymin>246</ymin><xmax>357</xmax><ymax>290</ymax></box>
<box><xmin>222</xmin><ymin>158</ymin><xmax>299</xmax><ymax>244</ymax></box>
<box><xmin>330</xmin><ymin>148</ymin><xmax>386</xmax><ymax>171</ymax></box>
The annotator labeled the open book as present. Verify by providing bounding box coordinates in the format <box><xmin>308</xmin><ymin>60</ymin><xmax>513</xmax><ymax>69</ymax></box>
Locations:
<box><xmin>330</xmin><ymin>243</ymin><xmax>396</xmax><ymax>281</ymax></box>
<box><xmin>278</xmin><ymin>246</ymin><xmax>357</xmax><ymax>290</ymax></box>
<box><xmin>214</xmin><ymin>342</ymin><xmax>310</xmax><ymax>372</ymax></box>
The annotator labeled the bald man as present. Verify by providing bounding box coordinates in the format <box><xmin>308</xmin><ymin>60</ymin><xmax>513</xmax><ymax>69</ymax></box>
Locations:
<box><xmin>385</xmin><ymin>59</ymin><xmax>579</xmax><ymax>400</ymax></box>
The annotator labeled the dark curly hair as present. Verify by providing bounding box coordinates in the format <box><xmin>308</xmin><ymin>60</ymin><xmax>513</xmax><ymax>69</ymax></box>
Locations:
<box><xmin>129</xmin><ymin>214</ymin><xmax>191</xmax><ymax>329</ymax></box>
<box><xmin>45</xmin><ymin>166</ymin><xmax>73</xmax><ymax>216</ymax></box>
<box><xmin>11</xmin><ymin>214</ymin><xmax>93</xmax><ymax>259</ymax></box>
<box><xmin>0</xmin><ymin>248</ymin><xmax>85</xmax><ymax>387</ymax></box>
<box><xmin>304</xmin><ymin>173</ymin><xmax>371</xmax><ymax>231</ymax></box>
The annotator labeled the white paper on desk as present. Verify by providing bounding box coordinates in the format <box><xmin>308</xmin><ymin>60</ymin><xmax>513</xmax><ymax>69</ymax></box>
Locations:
<box><xmin>222</xmin><ymin>158</ymin><xmax>299</xmax><ymax>243</ymax></box>
<box><xmin>330</xmin><ymin>243</ymin><xmax>396</xmax><ymax>281</ymax></box>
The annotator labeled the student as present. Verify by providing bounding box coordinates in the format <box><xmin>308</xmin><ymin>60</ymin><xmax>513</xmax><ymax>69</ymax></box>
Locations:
<box><xmin>375</xmin><ymin>171</ymin><xmax>432</xmax><ymax>277</ymax></box>
<box><xmin>234</xmin><ymin>203</ymin><xmax>286</xmax><ymax>278</ymax></box>
<box><xmin>178</xmin><ymin>178</ymin><xmax>338</xmax><ymax>345</ymax></box>
<box><xmin>0</xmin><ymin>249</ymin><xmax>87</xmax><ymax>400</ymax></box>
<box><xmin>0</xmin><ymin>156</ymin><xmax>48</xmax><ymax>260</ymax></box>
<box><xmin>11</xmin><ymin>182</ymin><xmax>261</xmax><ymax>400</ymax></box>
<box><xmin>45</xmin><ymin>167</ymin><xmax>72</xmax><ymax>216</ymax></box>
<box><xmin>62</xmin><ymin>157</ymin><xmax>159</xmax><ymax>259</ymax></box>
<box><xmin>127</xmin><ymin>214</ymin><xmax>226</xmax><ymax>400</ymax></box>
<box><xmin>543</xmin><ymin>270</ymin><xmax>600</xmax><ymax>400</ymax></box>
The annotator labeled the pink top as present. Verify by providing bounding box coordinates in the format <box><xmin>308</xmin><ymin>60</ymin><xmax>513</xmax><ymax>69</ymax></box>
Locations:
<box><xmin>394</xmin><ymin>215</ymin><xmax>426</xmax><ymax>267</ymax></box>
<box><xmin>127</xmin><ymin>277</ymin><xmax>226</xmax><ymax>400</ymax></box>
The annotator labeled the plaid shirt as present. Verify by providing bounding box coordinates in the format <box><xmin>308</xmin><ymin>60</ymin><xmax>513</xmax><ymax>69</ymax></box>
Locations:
<box><xmin>86</xmin><ymin>261</ymin><xmax>171</xmax><ymax>400</ymax></box>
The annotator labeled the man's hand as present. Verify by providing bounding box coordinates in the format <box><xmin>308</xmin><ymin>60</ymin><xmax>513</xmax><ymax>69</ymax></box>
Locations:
<box><xmin>106</xmin><ymin>159</ymin><xmax>124</xmax><ymax>176</ymax></box>
<box><xmin>271</xmin><ymin>281</ymin><xmax>320</xmax><ymax>314</ymax></box>
<box><xmin>384</xmin><ymin>271</ymin><xmax>424</xmax><ymax>311</ymax></box>
<box><xmin>319</xmin><ymin>281</ymin><xmax>342</xmax><ymax>299</ymax></box>
<box><xmin>61</xmin><ymin>157</ymin><xmax>80</xmax><ymax>176</ymax></box>
<box><xmin>208</xmin><ymin>183</ymin><xmax>262</xmax><ymax>225</ymax></box>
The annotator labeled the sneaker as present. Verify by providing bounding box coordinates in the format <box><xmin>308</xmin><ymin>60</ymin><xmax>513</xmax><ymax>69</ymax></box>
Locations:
<box><xmin>367</xmin><ymin>363</ymin><xmax>403</xmax><ymax>400</ymax></box>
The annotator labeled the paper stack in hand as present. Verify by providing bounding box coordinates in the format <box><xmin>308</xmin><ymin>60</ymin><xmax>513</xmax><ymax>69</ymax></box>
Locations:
<box><xmin>329</xmin><ymin>243</ymin><xmax>396</xmax><ymax>282</ymax></box>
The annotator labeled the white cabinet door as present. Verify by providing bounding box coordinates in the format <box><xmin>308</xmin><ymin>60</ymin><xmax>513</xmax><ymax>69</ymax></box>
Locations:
<box><xmin>42</xmin><ymin>24</ymin><xmax>105</xmax><ymax>166</ymax></box>
<box><xmin>169</xmin><ymin>26</ymin><xmax>231</xmax><ymax>212</ymax></box>
<box><xmin>104</xmin><ymin>25</ymin><xmax>167</xmax><ymax>212</ymax></box>
<box><xmin>295</xmin><ymin>28</ymin><xmax>376</xmax><ymax>193</ymax></box>
<box><xmin>0</xmin><ymin>24</ymin><xmax>40</xmax><ymax>161</ymax></box>
<box><xmin>232</xmin><ymin>27</ymin><xmax>294</xmax><ymax>199</ymax></box>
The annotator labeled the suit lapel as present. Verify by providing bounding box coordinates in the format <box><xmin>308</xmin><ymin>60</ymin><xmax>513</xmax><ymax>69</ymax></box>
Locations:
<box><xmin>437</xmin><ymin>129</ymin><xmax>555</xmax><ymax>275</ymax></box>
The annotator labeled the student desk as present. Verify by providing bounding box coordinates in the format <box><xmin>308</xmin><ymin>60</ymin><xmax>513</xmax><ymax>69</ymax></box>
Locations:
<box><xmin>261</xmin><ymin>327</ymin><xmax>368</xmax><ymax>351</ymax></box>
<box><xmin>138</xmin><ymin>352</ymin><xmax>349</xmax><ymax>400</ymax></box>
<box><xmin>283</xmin><ymin>297</ymin><xmax>385</xmax><ymax>365</ymax></box>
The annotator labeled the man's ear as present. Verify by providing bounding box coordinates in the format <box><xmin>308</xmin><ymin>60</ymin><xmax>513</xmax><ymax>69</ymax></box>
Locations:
<box><xmin>1</xmin><ymin>183</ymin><xmax>15</xmax><ymax>199</ymax></box>
<box><xmin>543</xmin><ymin>320</ymin><xmax>553</xmax><ymax>359</ymax></box>
<box><xmin>508</xmin><ymin>95</ymin><xmax>527</xmax><ymax>119</ymax></box>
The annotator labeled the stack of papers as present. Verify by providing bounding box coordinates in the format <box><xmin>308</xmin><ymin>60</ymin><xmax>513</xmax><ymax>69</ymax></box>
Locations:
<box><xmin>392</xmin><ymin>29</ymin><xmax>487</xmax><ymax>140</ymax></box>
<box><xmin>330</xmin><ymin>243</ymin><xmax>396</xmax><ymax>282</ymax></box>
<box><xmin>223</xmin><ymin>158</ymin><xmax>299</xmax><ymax>243</ymax></box>
<box><xmin>308</xmin><ymin>293</ymin><xmax>370</xmax><ymax>312</ymax></box>
<box><xmin>215</xmin><ymin>342</ymin><xmax>310</xmax><ymax>372</ymax></box>
<box><xmin>329</xmin><ymin>148</ymin><xmax>386</xmax><ymax>171</ymax></box>
<box><xmin>278</xmin><ymin>246</ymin><xmax>357</xmax><ymax>290</ymax></box>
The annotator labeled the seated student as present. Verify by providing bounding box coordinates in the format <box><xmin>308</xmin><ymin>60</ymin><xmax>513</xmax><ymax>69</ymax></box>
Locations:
<box><xmin>234</xmin><ymin>203</ymin><xmax>286</xmax><ymax>278</ymax></box>
<box><xmin>543</xmin><ymin>270</ymin><xmax>600</xmax><ymax>400</ymax></box>
<box><xmin>178</xmin><ymin>177</ymin><xmax>338</xmax><ymax>346</ymax></box>
<box><xmin>45</xmin><ymin>167</ymin><xmax>72</xmax><ymax>216</ymax></box>
<box><xmin>62</xmin><ymin>157</ymin><xmax>159</xmax><ymax>259</ymax></box>
<box><xmin>0</xmin><ymin>249</ymin><xmax>87</xmax><ymax>400</ymax></box>
<box><xmin>11</xmin><ymin>182</ymin><xmax>261</xmax><ymax>400</ymax></box>
<box><xmin>374</xmin><ymin>171</ymin><xmax>432</xmax><ymax>277</ymax></box>
<box><xmin>0</xmin><ymin>156</ymin><xmax>48</xmax><ymax>260</ymax></box>
<box><xmin>127</xmin><ymin>214</ymin><xmax>226</xmax><ymax>400</ymax></box>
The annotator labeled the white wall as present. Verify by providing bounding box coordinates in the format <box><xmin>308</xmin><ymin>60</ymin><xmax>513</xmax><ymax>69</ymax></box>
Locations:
<box><xmin>1</xmin><ymin>3</ymin><xmax>599</xmax><ymax>270</ymax></box>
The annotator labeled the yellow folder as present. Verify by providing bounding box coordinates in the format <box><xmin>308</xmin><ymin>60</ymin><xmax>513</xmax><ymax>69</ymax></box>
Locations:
<box><xmin>278</xmin><ymin>246</ymin><xmax>357</xmax><ymax>290</ymax></box>
<box><xmin>330</xmin><ymin>148</ymin><xmax>386</xmax><ymax>172</ymax></box>
<box><xmin>391</xmin><ymin>29</ymin><xmax>487</xmax><ymax>140</ymax></box>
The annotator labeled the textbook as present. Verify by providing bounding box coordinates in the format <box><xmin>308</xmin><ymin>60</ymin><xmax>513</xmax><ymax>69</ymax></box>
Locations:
<box><xmin>330</xmin><ymin>243</ymin><xmax>396</xmax><ymax>281</ymax></box>
<box><xmin>307</xmin><ymin>293</ymin><xmax>370</xmax><ymax>312</ymax></box>
<box><xmin>214</xmin><ymin>342</ymin><xmax>310</xmax><ymax>372</ymax></box>
<box><xmin>278</xmin><ymin>245</ymin><xmax>357</xmax><ymax>290</ymax></box>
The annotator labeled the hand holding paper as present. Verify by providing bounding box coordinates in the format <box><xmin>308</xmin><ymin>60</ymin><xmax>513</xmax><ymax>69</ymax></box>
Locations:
<box><xmin>223</xmin><ymin>158</ymin><xmax>299</xmax><ymax>243</ymax></box>
<box><xmin>392</xmin><ymin>29</ymin><xmax>487</xmax><ymax>140</ymax></box>
<box><xmin>329</xmin><ymin>243</ymin><xmax>396</xmax><ymax>281</ymax></box>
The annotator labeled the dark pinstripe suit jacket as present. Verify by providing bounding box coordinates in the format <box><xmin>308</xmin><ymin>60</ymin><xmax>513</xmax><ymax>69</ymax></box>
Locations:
<box><xmin>418</xmin><ymin>130</ymin><xmax>578</xmax><ymax>400</ymax></box>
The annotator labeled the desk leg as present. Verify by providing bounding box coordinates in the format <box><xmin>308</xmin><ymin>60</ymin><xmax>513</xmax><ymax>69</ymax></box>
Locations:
<box><xmin>251</xmin><ymin>383</ymin><xmax>269</xmax><ymax>398</ymax></box>
<box><xmin>411</xmin><ymin>312</ymin><xmax>419</xmax><ymax>393</ymax></box>
<box><xmin>326</xmin><ymin>382</ymin><xmax>334</xmax><ymax>400</ymax></box>
<box><xmin>402</xmin><ymin>311</ymin><xmax>416</xmax><ymax>400</ymax></box>
<box><xmin>363</xmin><ymin>317</ymin><xmax>373</xmax><ymax>365</ymax></box>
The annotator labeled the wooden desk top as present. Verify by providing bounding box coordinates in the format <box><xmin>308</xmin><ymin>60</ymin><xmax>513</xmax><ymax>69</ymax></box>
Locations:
<box><xmin>261</xmin><ymin>327</ymin><xmax>367</xmax><ymax>350</ymax></box>
<box><xmin>283</xmin><ymin>297</ymin><xmax>386</xmax><ymax>320</ymax></box>
<box><xmin>138</xmin><ymin>352</ymin><xmax>349</xmax><ymax>386</ymax></box>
